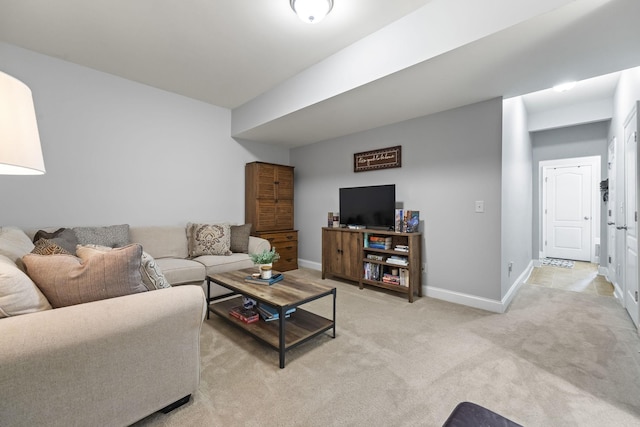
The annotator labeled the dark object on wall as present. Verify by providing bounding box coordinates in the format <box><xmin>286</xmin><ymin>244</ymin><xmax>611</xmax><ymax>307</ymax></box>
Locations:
<box><xmin>600</xmin><ymin>179</ymin><xmax>609</xmax><ymax>202</ymax></box>
<box><xmin>442</xmin><ymin>401</ymin><xmax>523</xmax><ymax>427</ymax></box>
<box><xmin>354</xmin><ymin>145</ymin><xmax>401</xmax><ymax>172</ymax></box>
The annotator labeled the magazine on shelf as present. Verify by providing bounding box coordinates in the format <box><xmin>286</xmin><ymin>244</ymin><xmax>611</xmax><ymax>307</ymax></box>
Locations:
<box><xmin>257</xmin><ymin>303</ymin><xmax>296</xmax><ymax>321</ymax></box>
<box><xmin>229</xmin><ymin>306</ymin><xmax>259</xmax><ymax>323</ymax></box>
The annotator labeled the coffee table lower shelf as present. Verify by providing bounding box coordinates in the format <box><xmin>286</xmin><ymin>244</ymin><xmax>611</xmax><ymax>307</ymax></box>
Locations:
<box><xmin>209</xmin><ymin>296</ymin><xmax>334</xmax><ymax>367</ymax></box>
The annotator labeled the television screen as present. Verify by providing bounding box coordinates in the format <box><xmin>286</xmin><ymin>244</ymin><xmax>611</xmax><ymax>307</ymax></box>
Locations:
<box><xmin>339</xmin><ymin>184</ymin><xmax>396</xmax><ymax>230</ymax></box>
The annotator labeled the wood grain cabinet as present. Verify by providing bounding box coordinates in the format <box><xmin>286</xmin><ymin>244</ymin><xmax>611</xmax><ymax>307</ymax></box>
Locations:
<box><xmin>253</xmin><ymin>230</ymin><xmax>298</xmax><ymax>272</ymax></box>
<box><xmin>322</xmin><ymin>228</ymin><xmax>362</xmax><ymax>282</ymax></box>
<box><xmin>245</xmin><ymin>162</ymin><xmax>294</xmax><ymax>232</ymax></box>
<box><xmin>322</xmin><ymin>227</ymin><xmax>422</xmax><ymax>302</ymax></box>
<box><xmin>245</xmin><ymin>162</ymin><xmax>297</xmax><ymax>271</ymax></box>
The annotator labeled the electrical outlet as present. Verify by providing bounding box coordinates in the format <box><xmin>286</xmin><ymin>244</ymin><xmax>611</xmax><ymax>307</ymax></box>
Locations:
<box><xmin>475</xmin><ymin>200</ymin><xmax>484</xmax><ymax>213</ymax></box>
<box><xmin>508</xmin><ymin>261</ymin><xmax>513</xmax><ymax>276</ymax></box>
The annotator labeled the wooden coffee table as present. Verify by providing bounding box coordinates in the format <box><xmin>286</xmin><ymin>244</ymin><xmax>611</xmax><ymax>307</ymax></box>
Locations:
<box><xmin>206</xmin><ymin>269</ymin><xmax>336</xmax><ymax>368</ymax></box>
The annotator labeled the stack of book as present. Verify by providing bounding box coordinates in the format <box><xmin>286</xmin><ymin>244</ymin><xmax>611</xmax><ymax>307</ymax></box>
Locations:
<box><xmin>383</xmin><ymin>272</ymin><xmax>401</xmax><ymax>286</ymax></box>
<box><xmin>244</xmin><ymin>273</ymin><xmax>284</xmax><ymax>286</ymax></box>
<box><xmin>256</xmin><ymin>303</ymin><xmax>296</xmax><ymax>322</ymax></box>
<box><xmin>386</xmin><ymin>255</ymin><xmax>408</xmax><ymax>266</ymax></box>
<box><xmin>368</xmin><ymin>236</ymin><xmax>392</xmax><ymax>249</ymax></box>
<box><xmin>394</xmin><ymin>244</ymin><xmax>409</xmax><ymax>252</ymax></box>
<box><xmin>229</xmin><ymin>306</ymin><xmax>259</xmax><ymax>324</ymax></box>
<box><xmin>366</xmin><ymin>253</ymin><xmax>384</xmax><ymax>261</ymax></box>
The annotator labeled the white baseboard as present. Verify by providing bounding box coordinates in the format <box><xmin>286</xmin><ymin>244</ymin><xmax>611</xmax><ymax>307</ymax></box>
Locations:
<box><xmin>298</xmin><ymin>259</ymin><xmax>321</xmax><ymax>271</ymax></box>
<box><xmin>598</xmin><ymin>266</ymin><xmax>608</xmax><ymax>277</ymax></box>
<box><xmin>425</xmin><ymin>261</ymin><xmax>533</xmax><ymax>313</ymax></box>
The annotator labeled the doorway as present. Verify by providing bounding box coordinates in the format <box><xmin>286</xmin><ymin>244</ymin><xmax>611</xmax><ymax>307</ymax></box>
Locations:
<box><xmin>540</xmin><ymin>156</ymin><xmax>601</xmax><ymax>263</ymax></box>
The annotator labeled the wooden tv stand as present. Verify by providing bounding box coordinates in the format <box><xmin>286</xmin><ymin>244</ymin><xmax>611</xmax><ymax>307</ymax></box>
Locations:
<box><xmin>321</xmin><ymin>227</ymin><xmax>422</xmax><ymax>302</ymax></box>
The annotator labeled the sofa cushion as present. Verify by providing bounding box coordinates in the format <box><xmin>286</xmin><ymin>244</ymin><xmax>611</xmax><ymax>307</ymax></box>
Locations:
<box><xmin>0</xmin><ymin>226</ymin><xmax>35</xmax><ymax>271</ymax></box>
<box><xmin>187</xmin><ymin>223</ymin><xmax>231</xmax><ymax>257</ymax></box>
<box><xmin>194</xmin><ymin>253</ymin><xmax>255</xmax><ymax>276</ymax></box>
<box><xmin>76</xmin><ymin>244</ymin><xmax>171</xmax><ymax>291</ymax></box>
<box><xmin>230</xmin><ymin>224</ymin><xmax>252</xmax><ymax>254</ymax></box>
<box><xmin>22</xmin><ymin>244</ymin><xmax>147</xmax><ymax>308</ymax></box>
<box><xmin>154</xmin><ymin>258</ymin><xmax>206</xmax><ymax>285</ymax></box>
<box><xmin>32</xmin><ymin>238</ymin><xmax>72</xmax><ymax>256</ymax></box>
<box><xmin>32</xmin><ymin>228</ymin><xmax>78</xmax><ymax>254</ymax></box>
<box><xmin>73</xmin><ymin>224</ymin><xmax>130</xmax><ymax>248</ymax></box>
<box><xmin>129</xmin><ymin>226</ymin><xmax>189</xmax><ymax>259</ymax></box>
<box><xmin>0</xmin><ymin>254</ymin><xmax>52</xmax><ymax>317</ymax></box>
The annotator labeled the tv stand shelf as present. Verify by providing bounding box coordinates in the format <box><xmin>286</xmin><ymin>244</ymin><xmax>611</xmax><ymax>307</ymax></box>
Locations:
<box><xmin>322</xmin><ymin>227</ymin><xmax>422</xmax><ymax>302</ymax></box>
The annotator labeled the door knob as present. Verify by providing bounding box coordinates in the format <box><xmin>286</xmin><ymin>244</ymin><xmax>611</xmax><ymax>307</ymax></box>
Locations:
<box><xmin>584</xmin><ymin>216</ymin><xmax>590</xmax><ymax>220</ymax></box>
<box><xmin>617</xmin><ymin>225</ymin><xmax>628</xmax><ymax>230</ymax></box>
<box><xmin>607</xmin><ymin>222</ymin><xmax>615</xmax><ymax>225</ymax></box>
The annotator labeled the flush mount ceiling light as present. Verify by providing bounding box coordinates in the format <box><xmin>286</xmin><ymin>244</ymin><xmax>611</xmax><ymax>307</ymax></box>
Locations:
<box><xmin>553</xmin><ymin>81</ymin><xmax>577</xmax><ymax>92</ymax></box>
<box><xmin>290</xmin><ymin>0</ymin><xmax>333</xmax><ymax>24</ymax></box>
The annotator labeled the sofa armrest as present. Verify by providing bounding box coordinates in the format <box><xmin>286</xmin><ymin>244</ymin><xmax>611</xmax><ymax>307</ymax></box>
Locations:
<box><xmin>248</xmin><ymin>235</ymin><xmax>271</xmax><ymax>254</ymax></box>
<box><xmin>0</xmin><ymin>286</ymin><xmax>206</xmax><ymax>427</ymax></box>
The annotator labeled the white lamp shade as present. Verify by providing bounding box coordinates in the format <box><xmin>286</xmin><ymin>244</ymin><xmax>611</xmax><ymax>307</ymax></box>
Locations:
<box><xmin>0</xmin><ymin>71</ymin><xmax>45</xmax><ymax>175</ymax></box>
<box><xmin>290</xmin><ymin>0</ymin><xmax>333</xmax><ymax>24</ymax></box>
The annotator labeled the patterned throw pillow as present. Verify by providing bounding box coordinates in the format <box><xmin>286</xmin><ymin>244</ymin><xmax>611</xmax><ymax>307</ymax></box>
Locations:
<box><xmin>32</xmin><ymin>228</ymin><xmax>78</xmax><ymax>254</ymax></box>
<box><xmin>230</xmin><ymin>224</ymin><xmax>252</xmax><ymax>253</ymax></box>
<box><xmin>23</xmin><ymin>244</ymin><xmax>147</xmax><ymax>308</ymax></box>
<box><xmin>187</xmin><ymin>223</ymin><xmax>232</xmax><ymax>257</ymax></box>
<box><xmin>32</xmin><ymin>239</ymin><xmax>72</xmax><ymax>256</ymax></box>
<box><xmin>76</xmin><ymin>244</ymin><xmax>170</xmax><ymax>291</ymax></box>
<box><xmin>73</xmin><ymin>224</ymin><xmax>130</xmax><ymax>248</ymax></box>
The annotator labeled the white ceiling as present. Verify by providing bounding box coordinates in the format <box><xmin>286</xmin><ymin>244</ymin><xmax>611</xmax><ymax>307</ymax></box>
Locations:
<box><xmin>1</xmin><ymin>0</ymin><xmax>639</xmax><ymax>146</ymax></box>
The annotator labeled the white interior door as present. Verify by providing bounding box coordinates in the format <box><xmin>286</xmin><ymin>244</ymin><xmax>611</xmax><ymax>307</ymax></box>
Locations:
<box><xmin>544</xmin><ymin>165</ymin><xmax>592</xmax><ymax>261</ymax></box>
<box><xmin>607</xmin><ymin>138</ymin><xmax>617</xmax><ymax>285</ymax></box>
<box><xmin>624</xmin><ymin>107</ymin><xmax>638</xmax><ymax>327</ymax></box>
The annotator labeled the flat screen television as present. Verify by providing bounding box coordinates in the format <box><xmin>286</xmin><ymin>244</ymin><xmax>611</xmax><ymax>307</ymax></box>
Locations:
<box><xmin>339</xmin><ymin>184</ymin><xmax>396</xmax><ymax>230</ymax></box>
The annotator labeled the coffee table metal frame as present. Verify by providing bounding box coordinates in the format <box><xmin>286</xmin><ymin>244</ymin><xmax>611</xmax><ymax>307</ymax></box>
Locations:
<box><xmin>206</xmin><ymin>270</ymin><xmax>336</xmax><ymax>368</ymax></box>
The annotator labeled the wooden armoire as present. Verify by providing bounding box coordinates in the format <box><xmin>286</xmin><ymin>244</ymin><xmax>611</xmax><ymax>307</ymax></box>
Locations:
<box><xmin>245</xmin><ymin>161</ymin><xmax>298</xmax><ymax>271</ymax></box>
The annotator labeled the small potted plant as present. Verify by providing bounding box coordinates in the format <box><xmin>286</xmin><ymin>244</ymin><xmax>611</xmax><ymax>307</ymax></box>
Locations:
<box><xmin>249</xmin><ymin>248</ymin><xmax>280</xmax><ymax>279</ymax></box>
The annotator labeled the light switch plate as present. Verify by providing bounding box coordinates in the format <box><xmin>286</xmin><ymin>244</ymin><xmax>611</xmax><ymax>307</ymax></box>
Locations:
<box><xmin>475</xmin><ymin>200</ymin><xmax>484</xmax><ymax>213</ymax></box>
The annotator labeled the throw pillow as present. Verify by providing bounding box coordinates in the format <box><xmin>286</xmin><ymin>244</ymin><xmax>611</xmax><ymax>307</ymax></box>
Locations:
<box><xmin>73</xmin><ymin>224</ymin><xmax>130</xmax><ymax>248</ymax></box>
<box><xmin>187</xmin><ymin>222</ymin><xmax>232</xmax><ymax>257</ymax></box>
<box><xmin>0</xmin><ymin>254</ymin><xmax>52</xmax><ymax>317</ymax></box>
<box><xmin>32</xmin><ymin>228</ymin><xmax>78</xmax><ymax>254</ymax></box>
<box><xmin>22</xmin><ymin>244</ymin><xmax>147</xmax><ymax>308</ymax></box>
<box><xmin>77</xmin><ymin>244</ymin><xmax>171</xmax><ymax>291</ymax></box>
<box><xmin>32</xmin><ymin>238</ymin><xmax>72</xmax><ymax>256</ymax></box>
<box><xmin>230</xmin><ymin>224</ymin><xmax>252</xmax><ymax>254</ymax></box>
<box><xmin>0</xmin><ymin>226</ymin><xmax>35</xmax><ymax>270</ymax></box>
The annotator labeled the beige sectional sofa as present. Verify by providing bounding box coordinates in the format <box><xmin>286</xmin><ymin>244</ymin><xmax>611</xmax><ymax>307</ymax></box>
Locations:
<box><xmin>0</xmin><ymin>224</ymin><xmax>270</xmax><ymax>427</ymax></box>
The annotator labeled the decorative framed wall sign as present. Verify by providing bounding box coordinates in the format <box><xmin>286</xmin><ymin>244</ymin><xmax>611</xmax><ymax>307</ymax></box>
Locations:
<box><xmin>354</xmin><ymin>145</ymin><xmax>402</xmax><ymax>172</ymax></box>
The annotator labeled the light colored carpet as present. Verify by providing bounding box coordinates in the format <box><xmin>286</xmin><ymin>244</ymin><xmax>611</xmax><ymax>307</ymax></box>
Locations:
<box><xmin>133</xmin><ymin>269</ymin><xmax>640</xmax><ymax>426</ymax></box>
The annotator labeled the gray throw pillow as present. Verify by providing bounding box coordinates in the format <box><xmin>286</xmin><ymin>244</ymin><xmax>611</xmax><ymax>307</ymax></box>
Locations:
<box><xmin>73</xmin><ymin>224</ymin><xmax>130</xmax><ymax>248</ymax></box>
<box><xmin>230</xmin><ymin>224</ymin><xmax>252</xmax><ymax>253</ymax></box>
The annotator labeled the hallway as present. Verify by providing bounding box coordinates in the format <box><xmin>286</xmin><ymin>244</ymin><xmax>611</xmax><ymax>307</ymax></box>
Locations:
<box><xmin>526</xmin><ymin>261</ymin><xmax>614</xmax><ymax>297</ymax></box>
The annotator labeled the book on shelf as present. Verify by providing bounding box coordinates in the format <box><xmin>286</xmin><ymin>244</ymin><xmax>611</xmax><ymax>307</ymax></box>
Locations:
<box><xmin>399</xmin><ymin>268</ymin><xmax>410</xmax><ymax>287</ymax></box>
<box><xmin>382</xmin><ymin>273</ymin><xmax>401</xmax><ymax>285</ymax></box>
<box><xmin>369</xmin><ymin>236</ymin><xmax>392</xmax><ymax>243</ymax></box>
<box><xmin>395</xmin><ymin>209</ymin><xmax>404</xmax><ymax>232</ymax></box>
<box><xmin>368</xmin><ymin>243</ymin><xmax>391</xmax><ymax>250</ymax></box>
<box><xmin>256</xmin><ymin>303</ymin><xmax>296</xmax><ymax>321</ymax></box>
<box><xmin>366</xmin><ymin>254</ymin><xmax>384</xmax><ymax>261</ymax></box>
<box><xmin>244</xmin><ymin>273</ymin><xmax>284</xmax><ymax>286</ymax></box>
<box><xmin>229</xmin><ymin>306</ymin><xmax>259</xmax><ymax>324</ymax></box>
<box><xmin>404</xmin><ymin>210</ymin><xmax>420</xmax><ymax>233</ymax></box>
<box><xmin>363</xmin><ymin>262</ymin><xmax>381</xmax><ymax>281</ymax></box>
<box><xmin>386</xmin><ymin>255</ymin><xmax>408</xmax><ymax>266</ymax></box>
<box><xmin>394</xmin><ymin>244</ymin><xmax>409</xmax><ymax>252</ymax></box>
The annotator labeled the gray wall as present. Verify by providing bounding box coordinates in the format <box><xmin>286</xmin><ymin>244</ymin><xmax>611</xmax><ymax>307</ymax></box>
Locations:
<box><xmin>501</xmin><ymin>97</ymin><xmax>533</xmax><ymax>296</ymax></box>
<box><xmin>0</xmin><ymin>43</ymin><xmax>289</xmax><ymax>228</ymax></box>
<box><xmin>291</xmin><ymin>98</ymin><xmax>504</xmax><ymax>300</ymax></box>
<box><xmin>531</xmin><ymin>121</ymin><xmax>609</xmax><ymax>259</ymax></box>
